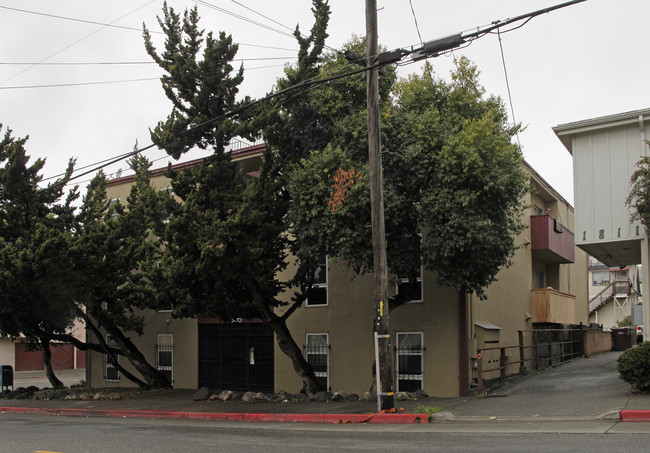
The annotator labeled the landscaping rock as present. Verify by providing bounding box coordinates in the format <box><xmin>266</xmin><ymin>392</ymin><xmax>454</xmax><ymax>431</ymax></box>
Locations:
<box><xmin>193</xmin><ymin>387</ymin><xmax>211</xmax><ymax>401</ymax></box>
<box><xmin>218</xmin><ymin>390</ymin><xmax>233</xmax><ymax>401</ymax></box>
<box><xmin>309</xmin><ymin>391</ymin><xmax>332</xmax><ymax>402</ymax></box>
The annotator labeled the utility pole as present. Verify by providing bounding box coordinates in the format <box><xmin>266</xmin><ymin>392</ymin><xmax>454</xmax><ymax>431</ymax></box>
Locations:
<box><xmin>366</xmin><ymin>0</ymin><xmax>394</xmax><ymax>411</ymax></box>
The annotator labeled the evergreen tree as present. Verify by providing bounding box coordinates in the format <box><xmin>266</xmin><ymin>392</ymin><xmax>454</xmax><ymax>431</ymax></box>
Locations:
<box><xmin>0</xmin><ymin>125</ymin><xmax>77</xmax><ymax>388</ymax></box>
<box><xmin>144</xmin><ymin>2</ymin><xmax>333</xmax><ymax>393</ymax></box>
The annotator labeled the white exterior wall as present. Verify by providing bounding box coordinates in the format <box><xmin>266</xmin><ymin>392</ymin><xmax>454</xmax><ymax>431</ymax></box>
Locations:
<box><xmin>555</xmin><ymin>110</ymin><xmax>650</xmax><ymax>267</ymax></box>
<box><xmin>573</xmin><ymin>128</ymin><xmax>645</xmax><ymax>247</ymax></box>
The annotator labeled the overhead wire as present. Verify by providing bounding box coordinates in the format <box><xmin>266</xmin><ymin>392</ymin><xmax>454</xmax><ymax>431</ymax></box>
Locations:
<box><xmin>407</xmin><ymin>0</ymin><xmax>424</xmax><ymax>46</ymax></box>
<box><xmin>44</xmin><ymin>57</ymin><xmax>383</xmax><ymax>188</ymax></box>
<box><xmin>496</xmin><ymin>28</ymin><xmax>522</xmax><ymax>151</ymax></box>
<box><xmin>0</xmin><ymin>5</ymin><xmax>163</xmax><ymax>34</ymax></box>
<box><xmin>0</xmin><ymin>1</ymin><xmax>156</xmax><ymax>86</ymax></box>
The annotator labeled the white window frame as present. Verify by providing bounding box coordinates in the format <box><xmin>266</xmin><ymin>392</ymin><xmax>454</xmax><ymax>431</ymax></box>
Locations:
<box><xmin>305</xmin><ymin>333</ymin><xmax>329</xmax><ymax>391</ymax></box>
<box><xmin>306</xmin><ymin>251</ymin><xmax>328</xmax><ymax>307</ymax></box>
<box><xmin>396</xmin><ymin>331</ymin><xmax>424</xmax><ymax>392</ymax></box>
<box><xmin>105</xmin><ymin>334</ymin><xmax>119</xmax><ymax>382</ymax></box>
<box><xmin>396</xmin><ymin>265</ymin><xmax>423</xmax><ymax>303</ymax></box>
<box><xmin>157</xmin><ymin>334</ymin><xmax>173</xmax><ymax>386</ymax></box>
<box><xmin>591</xmin><ymin>270</ymin><xmax>610</xmax><ymax>286</ymax></box>
<box><xmin>159</xmin><ymin>187</ymin><xmax>174</xmax><ymax>224</ymax></box>
<box><xmin>108</xmin><ymin>198</ymin><xmax>120</xmax><ymax>220</ymax></box>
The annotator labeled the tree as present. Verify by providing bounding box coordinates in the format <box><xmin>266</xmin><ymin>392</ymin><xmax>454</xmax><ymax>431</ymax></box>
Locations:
<box><xmin>65</xmin><ymin>155</ymin><xmax>171</xmax><ymax>389</ymax></box>
<box><xmin>0</xmin><ymin>125</ymin><xmax>78</xmax><ymax>388</ymax></box>
<box><xmin>627</xmin><ymin>152</ymin><xmax>650</xmax><ymax>231</ymax></box>
<box><xmin>288</xmin><ymin>59</ymin><xmax>528</xmax><ymax>302</ymax></box>
<box><xmin>143</xmin><ymin>2</ymin><xmax>332</xmax><ymax>394</ymax></box>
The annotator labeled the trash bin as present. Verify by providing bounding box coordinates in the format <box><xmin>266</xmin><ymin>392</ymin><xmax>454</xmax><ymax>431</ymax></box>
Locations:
<box><xmin>0</xmin><ymin>365</ymin><xmax>13</xmax><ymax>391</ymax></box>
<box><xmin>612</xmin><ymin>327</ymin><xmax>634</xmax><ymax>351</ymax></box>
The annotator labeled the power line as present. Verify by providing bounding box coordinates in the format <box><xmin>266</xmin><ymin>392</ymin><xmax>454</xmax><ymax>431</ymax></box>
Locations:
<box><xmin>0</xmin><ymin>77</ymin><xmax>159</xmax><ymax>90</ymax></box>
<box><xmin>0</xmin><ymin>5</ymin><xmax>163</xmax><ymax>34</ymax></box>
<box><xmin>195</xmin><ymin>0</ymin><xmax>295</xmax><ymax>39</ymax></box>
<box><xmin>46</xmin><ymin>59</ymin><xmax>382</xmax><ymax>188</ymax></box>
<box><xmin>0</xmin><ymin>56</ymin><xmax>294</xmax><ymax>66</ymax></box>
<box><xmin>0</xmin><ymin>1</ymin><xmax>156</xmax><ymax>86</ymax></box>
<box><xmin>496</xmin><ymin>28</ymin><xmax>522</xmax><ymax>151</ymax></box>
<box><xmin>407</xmin><ymin>0</ymin><xmax>423</xmax><ymax>46</ymax></box>
<box><xmin>225</xmin><ymin>0</ymin><xmax>340</xmax><ymax>55</ymax></box>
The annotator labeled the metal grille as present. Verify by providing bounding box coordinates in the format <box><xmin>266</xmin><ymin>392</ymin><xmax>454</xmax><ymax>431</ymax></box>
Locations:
<box><xmin>305</xmin><ymin>335</ymin><xmax>329</xmax><ymax>391</ymax></box>
<box><xmin>157</xmin><ymin>334</ymin><xmax>173</xmax><ymax>386</ymax></box>
<box><xmin>198</xmin><ymin>323</ymin><xmax>274</xmax><ymax>392</ymax></box>
<box><xmin>396</xmin><ymin>345</ymin><xmax>424</xmax><ymax>392</ymax></box>
<box><xmin>105</xmin><ymin>335</ymin><xmax>119</xmax><ymax>382</ymax></box>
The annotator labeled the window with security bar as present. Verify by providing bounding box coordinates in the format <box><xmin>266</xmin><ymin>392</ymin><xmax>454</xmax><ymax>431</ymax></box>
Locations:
<box><xmin>397</xmin><ymin>265</ymin><xmax>423</xmax><ymax>303</ymax></box>
<box><xmin>105</xmin><ymin>334</ymin><xmax>119</xmax><ymax>382</ymax></box>
<box><xmin>157</xmin><ymin>334</ymin><xmax>173</xmax><ymax>386</ymax></box>
<box><xmin>396</xmin><ymin>332</ymin><xmax>424</xmax><ymax>392</ymax></box>
<box><xmin>307</xmin><ymin>250</ymin><xmax>328</xmax><ymax>306</ymax></box>
<box><xmin>305</xmin><ymin>333</ymin><xmax>329</xmax><ymax>391</ymax></box>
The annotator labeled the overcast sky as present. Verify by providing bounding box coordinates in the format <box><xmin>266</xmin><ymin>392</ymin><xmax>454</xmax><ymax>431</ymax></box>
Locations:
<box><xmin>1</xmin><ymin>0</ymin><xmax>649</xmax><ymax>206</ymax></box>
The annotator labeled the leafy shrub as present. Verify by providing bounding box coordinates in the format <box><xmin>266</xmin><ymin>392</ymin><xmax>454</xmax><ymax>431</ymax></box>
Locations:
<box><xmin>617</xmin><ymin>316</ymin><xmax>633</xmax><ymax>327</ymax></box>
<box><xmin>617</xmin><ymin>342</ymin><xmax>650</xmax><ymax>392</ymax></box>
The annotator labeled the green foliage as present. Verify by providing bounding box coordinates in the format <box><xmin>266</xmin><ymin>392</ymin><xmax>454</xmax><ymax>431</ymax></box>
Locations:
<box><xmin>145</xmin><ymin>1</ymin><xmax>333</xmax><ymax>394</ymax></box>
<box><xmin>627</xmin><ymin>153</ymin><xmax>650</xmax><ymax>231</ymax></box>
<box><xmin>143</xmin><ymin>2</ymin><xmax>250</xmax><ymax>158</ymax></box>
<box><xmin>617</xmin><ymin>342</ymin><xmax>650</xmax><ymax>392</ymax></box>
<box><xmin>0</xmin><ymin>124</ymin><xmax>78</xmax><ymax>339</ymax></box>
<box><xmin>617</xmin><ymin>316</ymin><xmax>633</xmax><ymax>327</ymax></box>
<box><xmin>288</xmin><ymin>57</ymin><xmax>527</xmax><ymax>299</ymax></box>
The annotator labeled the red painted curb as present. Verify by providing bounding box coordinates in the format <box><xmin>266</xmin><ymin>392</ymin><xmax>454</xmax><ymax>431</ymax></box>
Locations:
<box><xmin>0</xmin><ymin>407</ymin><xmax>429</xmax><ymax>424</ymax></box>
<box><xmin>620</xmin><ymin>410</ymin><xmax>650</xmax><ymax>422</ymax></box>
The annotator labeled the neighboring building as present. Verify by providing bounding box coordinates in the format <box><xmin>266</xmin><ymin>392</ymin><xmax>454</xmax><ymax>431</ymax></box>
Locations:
<box><xmin>86</xmin><ymin>145</ymin><xmax>588</xmax><ymax>397</ymax></box>
<box><xmin>554</xmin><ymin>108</ymin><xmax>650</xmax><ymax>335</ymax></box>
<box><xmin>588</xmin><ymin>256</ymin><xmax>641</xmax><ymax>328</ymax></box>
<box><xmin>0</xmin><ymin>318</ymin><xmax>87</xmax><ymax>372</ymax></box>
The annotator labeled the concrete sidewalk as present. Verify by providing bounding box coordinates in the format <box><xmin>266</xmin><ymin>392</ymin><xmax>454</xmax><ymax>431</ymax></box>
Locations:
<box><xmin>2</xmin><ymin>351</ymin><xmax>650</xmax><ymax>424</ymax></box>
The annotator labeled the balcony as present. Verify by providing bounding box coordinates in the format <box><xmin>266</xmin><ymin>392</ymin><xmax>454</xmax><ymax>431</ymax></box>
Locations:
<box><xmin>530</xmin><ymin>214</ymin><xmax>575</xmax><ymax>264</ymax></box>
<box><xmin>531</xmin><ymin>288</ymin><xmax>576</xmax><ymax>324</ymax></box>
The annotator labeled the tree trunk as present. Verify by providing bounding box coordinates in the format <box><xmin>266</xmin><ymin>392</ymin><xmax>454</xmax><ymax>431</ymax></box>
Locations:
<box><xmin>40</xmin><ymin>338</ymin><xmax>64</xmax><ymax>389</ymax></box>
<box><xmin>268</xmin><ymin>313</ymin><xmax>322</xmax><ymax>395</ymax></box>
<box><xmin>96</xmin><ymin>315</ymin><xmax>171</xmax><ymax>389</ymax></box>
<box><xmin>253</xmin><ymin>297</ymin><xmax>321</xmax><ymax>395</ymax></box>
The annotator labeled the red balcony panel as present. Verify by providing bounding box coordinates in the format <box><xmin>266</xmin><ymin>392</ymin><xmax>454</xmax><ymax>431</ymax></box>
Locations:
<box><xmin>530</xmin><ymin>214</ymin><xmax>575</xmax><ymax>264</ymax></box>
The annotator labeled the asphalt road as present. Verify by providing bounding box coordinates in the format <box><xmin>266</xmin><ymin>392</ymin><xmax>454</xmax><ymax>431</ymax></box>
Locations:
<box><xmin>2</xmin><ymin>414</ymin><xmax>650</xmax><ymax>453</ymax></box>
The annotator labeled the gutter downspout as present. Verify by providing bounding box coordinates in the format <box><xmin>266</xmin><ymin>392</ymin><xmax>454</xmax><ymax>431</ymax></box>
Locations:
<box><xmin>458</xmin><ymin>291</ymin><xmax>469</xmax><ymax>396</ymax></box>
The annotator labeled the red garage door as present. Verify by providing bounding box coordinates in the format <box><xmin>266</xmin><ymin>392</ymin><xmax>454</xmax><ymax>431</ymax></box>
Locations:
<box><xmin>15</xmin><ymin>343</ymin><xmax>76</xmax><ymax>371</ymax></box>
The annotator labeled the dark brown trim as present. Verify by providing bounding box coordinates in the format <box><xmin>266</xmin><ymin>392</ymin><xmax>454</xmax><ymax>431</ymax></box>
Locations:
<box><xmin>458</xmin><ymin>291</ymin><xmax>469</xmax><ymax>397</ymax></box>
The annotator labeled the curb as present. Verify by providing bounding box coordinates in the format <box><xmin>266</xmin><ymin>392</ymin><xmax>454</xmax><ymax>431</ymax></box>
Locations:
<box><xmin>620</xmin><ymin>410</ymin><xmax>650</xmax><ymax>422</ymax></box>
<box><xmin>0</xmin><ymin>407</ymin><xmax>429</xmax><ymax>424</ymax></box>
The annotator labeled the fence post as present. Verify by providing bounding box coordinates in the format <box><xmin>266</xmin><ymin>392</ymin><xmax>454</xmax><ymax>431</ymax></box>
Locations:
<box><xmin>500</xmin><ymin>347</ymin><xmax>506</xmax><ymax>382</ymax></box>
<box><xmin>477</xmin><ymin>350</ymin><xmax>483</xmax><ymax>392</ymax></box>
<box><xmin>518</xmin><ymin>330</ymin><xmax>526</xmax><ymax>375</ymax></box>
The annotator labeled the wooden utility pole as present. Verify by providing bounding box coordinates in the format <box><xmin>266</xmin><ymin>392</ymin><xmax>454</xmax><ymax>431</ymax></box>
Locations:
<box><xmin>366</xmin><ymin>0</ymin><xmax>394</xmax><ymax>411</ymax></box>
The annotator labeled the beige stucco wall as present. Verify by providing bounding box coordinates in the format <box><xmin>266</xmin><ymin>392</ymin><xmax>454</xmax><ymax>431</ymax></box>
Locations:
<box><xmin>0</xmin><ymin>338</ymin><xmax>15</xmax><ymax>368</ymax></box>
<box><xmin>87</xmin><ymin>312</ymin><xmax>198</xmax><ymax>389</ymax></box>
<box><xmin>89</xmin><ymin>152</ymin><xmax>588</xmax><ymax>397</ymax></box>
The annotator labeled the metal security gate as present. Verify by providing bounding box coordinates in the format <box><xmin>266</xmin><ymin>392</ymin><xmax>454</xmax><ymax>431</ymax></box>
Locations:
<box><xmin>198</xmin><ymin>323</ymin><xmax>274</xmax><ymax>392</ymax></box>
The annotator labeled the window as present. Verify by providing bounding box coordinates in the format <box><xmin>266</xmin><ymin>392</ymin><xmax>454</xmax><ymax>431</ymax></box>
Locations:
<box><xmin>105</xmin><ymin>335</ymin><xmax>119</xmax><ymax>382</ymax></box>
<box><xmin>159</xmin><ymin>187</ymin><xmax>174</xmax><ymax>223</ymax></box>
<box><xmin>396</xmin><ymin>332</ymin><xmax>424</xmax><ymax>392</ymax></box>
<box><xmin>397</xmin><ymin>266</ymin><xmax>423</xmax><ymax>303</ymax></box>
<box><xmin>305</xmin><ymin>333</ymin><xmax>329</xmax><ymax>391</ymax></box>
<box><xmin>307</xmin><ymin>250</ymin><xmax>328</xmax><ymax>306</ymax></box>
<box><xmin>533</xmin><ymin>205</ymin><xmax>543</xmax><ymax>215</ymax></box>
<box><xmin>592</xmin><ymin>270</ymin><xmax>610</xmax><ymax>286</ymax></box>
<box><xmin>157</xmin><ymin>334</ymin><xmax>173</xmax><ymax>385</ymax></box>
<box><xmin>534</xmin><ymin>269</ymin><xmax>545</xmax><ymax>289</ymax></box>
<box><xmin>108</xmin><ymin>198</ymin><xmax>120</xmax><ymax>220</ymax></box>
